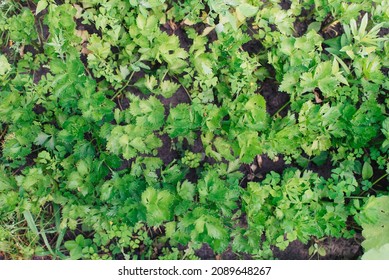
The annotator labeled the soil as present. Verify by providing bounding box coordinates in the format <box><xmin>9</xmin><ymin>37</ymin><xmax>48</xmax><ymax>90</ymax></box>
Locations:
<box><xmin>194</xmin><ymin>235</ymin><xmax>362</xmax><ymax>260</ymax></box>
<box><xmin>260</xmin><ymin>78</ymin><xmax>290</xmax><ymax>117</ymax></box>
<box><xmin>273</xmin><ymin>236</ymin><xmax>363</xmax><ymax>260</ymax></box>
<box><xmin>157</xmin><ymin>134</ymin><xmax>178</xmax><ymax>165</ymax></box>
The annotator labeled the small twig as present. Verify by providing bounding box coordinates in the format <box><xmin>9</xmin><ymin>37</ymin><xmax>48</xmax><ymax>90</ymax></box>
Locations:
<box><xmin>0</xmin><ymin>125</ymin><xmax>8</xmax><ymax>140</ymax></box>
<box><xmin>118</xmin><ymin>96</ymin><xmax>123</xmax><ymax>111</ymax></box>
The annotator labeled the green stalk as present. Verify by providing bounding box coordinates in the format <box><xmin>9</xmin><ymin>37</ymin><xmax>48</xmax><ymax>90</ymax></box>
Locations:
<box><xmin>372</xmin><ymin>173</ymin><xmax>388</xmax><ymax>186</ymax></box>
<box><xmin>111</xmin><ymin>71</ymin><xmax>135</xmax><ymax>100</ymax></box>
<box><xmin>272</xmin><ymin>100</ymin><xmax>291</xmax><ymax>117</ymax></box>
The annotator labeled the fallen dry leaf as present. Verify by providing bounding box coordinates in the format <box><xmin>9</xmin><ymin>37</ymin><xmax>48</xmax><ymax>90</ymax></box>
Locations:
<box><xmin>75</xmin><ymin>29</ymin><xmax>89</xmax><ymax>44</ymax></box>
<box><xmin>256</xmin><ymin>155</ymin><xmax>263</xmax><ymax>168</ymax></box>
<box><xmin>168</xmin><ymin>19</ymin><xmax>177</xmax><ymax>31</ymax></box>
<box><xmin>73</xmin><ymin>4</ymin><xmax>83</xmax><ymax>19</ymax></box>
<box><xmin>314</xmin><ymin>90</ymin><xmax>323</xmax><ymax>103</ymax></box>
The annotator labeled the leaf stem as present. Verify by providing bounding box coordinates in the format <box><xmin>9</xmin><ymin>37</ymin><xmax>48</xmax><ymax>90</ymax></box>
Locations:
<box><xmin>173</xmin><ymin>76</ymin><xmax>191</xmax><ymax>101</ymax></box>
<box><xmin>0</xmin><ymin>125</ymin><xmax>8</xmax><ymax>140</ymax></box>
<box><xmin>272</xmin><ymin>100</ymin><xmax>291</xmax><ymax>117</ymax></box>
<box><xmin>162</xmin><ymin>69</ymin><xmax>169</xmax><ymax>81</ymax></box>
<box><xmin>372</xmin><ymin>173</ymin><xmax>388</xmax><ymax>186</ymax></box>
<box><xmin>111</xmin><ymin>71</ymin><xmax>135</xmax><ymax>100</ymax></box>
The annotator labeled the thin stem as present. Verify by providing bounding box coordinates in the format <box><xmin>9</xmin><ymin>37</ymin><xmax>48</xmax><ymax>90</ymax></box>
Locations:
<box><xmin>372</xmin><ymin>173</ymin><xmax>388</xmax><ymax>186</ymax></box>
<box><xmin>173</xmin><ymin>75</ymin><xmax>192</xmax><ymax>101</ymax></box>
<box><xmin>161</xmin><ymin>69</ymin><xmax>168</xmax><ymax>81</ymax></box>
<box><xmin>0</xmin><ymin>125</ymin><xmax>8</xmax><ymax>140</ymax></box>
<box><xmin>118</xmin><ymin>97</ymin><xmax>123</xmax><ymax>111</ymax></box>
<box><xmin>272</xmin><ymin>100</ymin><xmax>291</xmax><ymax>117</ymax></box>
<box><xmin>111</xmin><ymin>71</ymin><xmax>135</xmax><ymax>100</ymax></box>
<box><xmin>104</xmin><ymin>161</ymin><xmax>114</xmax><ymax>174</ymax></box>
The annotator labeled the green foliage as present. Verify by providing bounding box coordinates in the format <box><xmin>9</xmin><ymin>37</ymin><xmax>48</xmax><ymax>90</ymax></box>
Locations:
<box><xmin>7</xmin><ymin>8</ymin><xmax>37</xmax><ymax>45</ymax></box>
<box><xmin>358</xmin><ymin>196</ymin><xmax>389</xmax><ymax>253</ymax></box>
<box><xmin>182</xmin><ymin>151</ymin><xmax>202</xmax><ymax>168</ymax></box>
<box><xmin>361</xmin><ymin>243</ymin><xmax>389</xmax><ymax>260</ymax></box>
<box><xmin>0</xmin><ymin>0</ymin><xmax>388</xmax><ymax>260</ymax></box>
<box><xmin>241</xmin><ymin>169</ymin><xmax>350</xmax><ymax>252</ymax></box>
<box><xmin>141</xmin><ymin>187</ymin><xmax>174</xmax><ymax>226</ymax></box>
<box><xmin>105</xmin><ymin>124</ymin><xmax>162</xmax><ymax>160</ymax></box>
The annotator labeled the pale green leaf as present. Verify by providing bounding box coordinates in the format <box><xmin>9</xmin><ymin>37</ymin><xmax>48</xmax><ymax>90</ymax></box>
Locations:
<box><xmin>236</xmin><ymin>3</ymin><xmax>258</xmax><ymax>18</ymax></box>
<box><xmin>362</xmin><ymin>161</ymin><xmax>373</xmax><ymax>180</ymax></box>
<box><xmin>359</xmin><ymin>196</ymin><xmax>389</xmax><ymax>251</ymax></box>
<box><xmin>0</xmin><ymin>55</ymin><xmax>11</xmax><ymax>75</ymax></box>
<box><xmin>23</xmin><ymin>210</ymin><xmax>39</xmax><ymax>235</ymax></box>
<box><xmin>36</xmin><ymin>0</ymin><xmax>48</xmax><ymax>15</ymax></box>
<box><xmin>362</xmin><ymin>243</ymin><xmax>389</xmax><ymax>260</ymax></box>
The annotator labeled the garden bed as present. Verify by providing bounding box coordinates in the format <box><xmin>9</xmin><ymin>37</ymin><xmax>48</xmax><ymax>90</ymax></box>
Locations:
<box><xmin>0</xmin><ymin>0</ymin><xmax>388</xmax><ymax>260</ymax></box>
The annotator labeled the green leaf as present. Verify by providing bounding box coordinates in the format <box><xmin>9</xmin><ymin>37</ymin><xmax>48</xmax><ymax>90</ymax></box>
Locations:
<box><xmin>177</xmin><ymin>180</ymin><xmax>196</xmax><ymax>201</ymax></box>
<box><xmin>141</xmin><ymin>187</ymin><xmax>174</xmax><ymax>226</ymax></box>
<box><xmin>194</xmin><ymin>54</ymin><xmax>213</xmax><ymax>76</ymax></box>
<box><xmin>36</xmin><ymin>0</ymin><xmax>48</xmax><ymax>15</ymax></box>
<box><xmin>362</xmin><ymin>243</ymin><xmax>389</xmax><ymax>260</ymax></box>
<box><xmin>23</xmin><ymin>210</ymin><xmax>39</xmax><ymax>235</ymax></box>
<box><xmin>362</xmin><ymin>161</ymin><xmax>373</xmax><ymax>180</ymax></box>
<box><xmin>128</xmin><ymin>96</ymin><xmax>165</xmax><ymax>130</ymax></box>
<box><xmin>160</xmin><ymin>80</ymin><xmax>180</xmax><ymax>98</ymax></box>
<box><xmin>237</xmin><ymin>131</ymin><xmax>261</xmax><ymax>163</ymax></box>
<box><xmin>236</xmin><ymin>4</ymin><xmax>259</xmax><ymax>18</ymax></box>
<box><xmin>358</xmin><ymin>196</ymin><xmax>389</xmax><ymax>251</ymax></box>
<box><xmin>0</xmin><ymin>55</ymin><xmax>11</xmax><ymax>75</ymax></box>
<box><xmin>100</xmin><ymin>181</ymin><xmax>113</xmax><ymax>201</ymax></box>
<box><xmin>64</xmin><ymin>237</ymin><xmax>84</xmax><ymax>260</ymax></box>
<box><xmin>205</xmin><ymin>221</ymin><xmax>226</xmax><ymax>239</ymax></box>
<box><xmin>212</xmin><ymin>137</ymin><xmax>234</xmax><ymax>161</ymax></box>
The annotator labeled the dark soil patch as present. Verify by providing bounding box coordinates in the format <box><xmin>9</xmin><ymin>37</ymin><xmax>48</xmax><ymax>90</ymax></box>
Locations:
<box><xmin>272</xmin><ymin>240</ymin><xmax>310</xmax><ymax>260</ymax></box>
<box><xmin>192</xmin><ymin>132</ymin><xmax>204</xmax><ymax>154</ymax></box>
<box><xmin>195</xmin><ymin>243</ymin><xmax>215</xmax><ymax>260</ymax></box>
<box><xmin>279</xmin><ymin>0</ymin><xmax>291</xmax><ymax>10</ymax></box>
<box><xmin>33</xmin><ymin>104</ymin><xmax>46</xmax><ymax>115</ymax></box>
<box><xmin>194</xmin><ymin>235</ymin><xmax>362</xmax><ymax>260</ymax></box>
<box><xmin>293</xmin><ymin>7</ymin><xmax>316</xmax><ymax>37</ymax></box>
<box><xmin>378</xmin><ymin>27</ymin><xmax>389</xmax><ymax>37</ymax></box>
<box><xmin>114</xmin><ymin>95</ymin><xmax>130</xmax><ymax>111</ymax></box>
<box><xmin>273</xmin><ymin>236</ymin><xmax>362</xmax><ymax>260</ymax></box>
<box><xmin>161</xmin><ymin>22</ymin><xmax>193</xmax><ymax>52</ymax></box>
<box><xmin>158</xmin><ymin>85</ymin><xmax>191</xmax><ymax>109</ymax></box>
<box><xmin>307</xmin><ymin>156</ymin><xmax>333</xmax><ymax>179</ymax></box>
<box><xmin>294</xmin><ymin>20</ymin><xmax>309</xmax><ymax>37</ymax></box>
<box><xmin>241</xmin><ymin>154</ymin><xmax>287</xmax><ymax>187</ymax></box>
<box><xmin>191</xmin><ymin>22</ymin><xmax>218</xmax><ymax>45</ymax></box>
<box><xmin>33</xmin><ymin>66</ymin><xmax>50</xmax><ymax>84</ymax></box>
<box><xmin>76</xmin><ymin>18</ymin><xmax>102</xmax><ymax>37</ymax></box>
<box><xmin>260</xmin><ymin>78</ymin><xmax>290</xmax><ymax>117</ymax></box>
<box><xmin>256</xmin><ymin>154</ymin><xmax>287</xmax><ymax>177</ymax></box>
<box><xmin>242</xmin><ymin>39</ymin><xmax>263</xmax><ymax>54</ymax></box>
<box><xmin>157</xmin><ymin>134</ymin><xmax>179</xmax><ymax>165</ymax></box>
